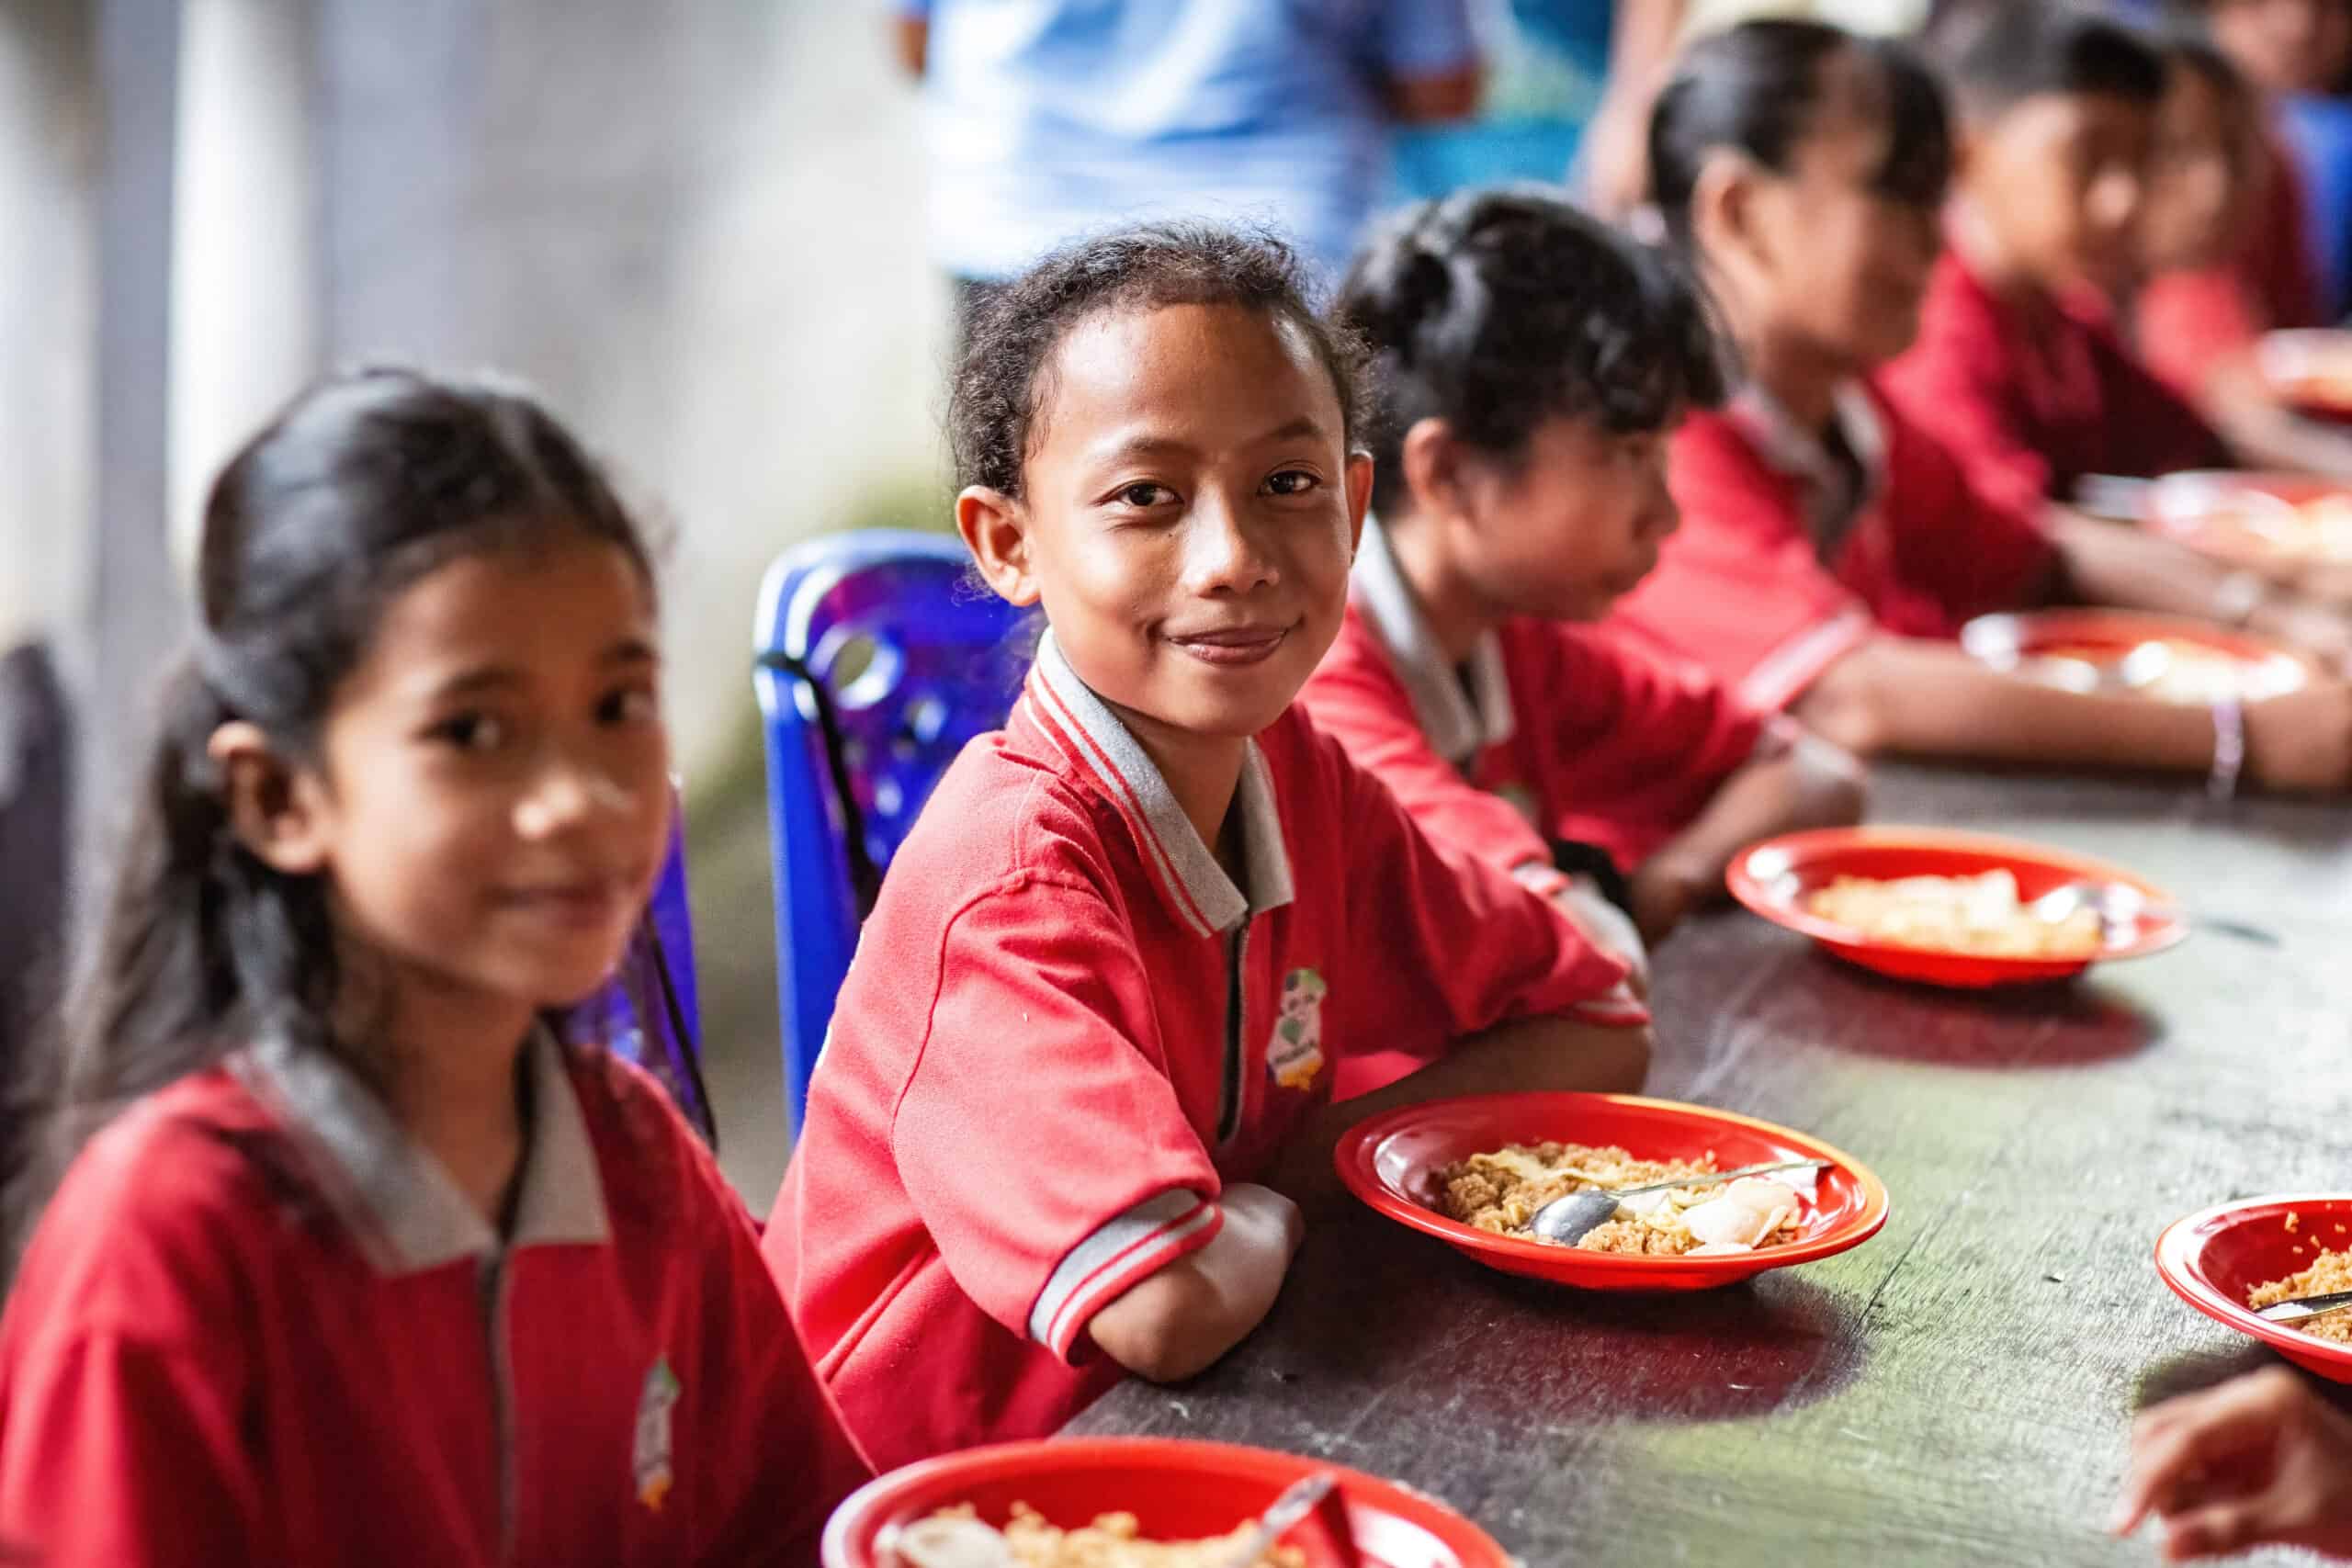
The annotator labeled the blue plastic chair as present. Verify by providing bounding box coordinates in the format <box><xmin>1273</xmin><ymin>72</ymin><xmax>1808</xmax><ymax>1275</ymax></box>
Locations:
<box><xmin>566</xmin><ymin>806</ymin><xmax>715</xmax><ymax>1143</ymax></box>
<box><xmin>753</xmin><ymin>531</ymin><xmax>1030</xmax><ymax>1131</ymax></box>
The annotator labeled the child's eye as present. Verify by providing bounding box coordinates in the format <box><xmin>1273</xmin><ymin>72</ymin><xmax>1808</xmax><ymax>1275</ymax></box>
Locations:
<box><xmin>599</xmin><ymin>684</ymin><xmax>661</xmax><ymax>726</ymax></box>
<box><xmin>1114</xmin><ymin>481</ymin><xmax>1175</xmax><ymax>508</ymax></box>
<box><xmin>1263</xmin><ymin>469</ymin><xmax>1320</xmax><ymax>497</ymax></box>
<box><xmin>429</xmin><ymin>711</ymin><xmax>507</xmax><ymax>753</ymax></box>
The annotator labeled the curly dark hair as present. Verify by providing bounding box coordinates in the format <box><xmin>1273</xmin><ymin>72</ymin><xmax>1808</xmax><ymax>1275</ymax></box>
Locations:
<box><xmin>1334</xmin><ymin>185</ymin><xmax>1725</xmax><ymax>516</ymax></box>
<box><xmin>947</xmin><ymin>221</ymin><xmax>1373</xmax><ymax>499</ymax></box>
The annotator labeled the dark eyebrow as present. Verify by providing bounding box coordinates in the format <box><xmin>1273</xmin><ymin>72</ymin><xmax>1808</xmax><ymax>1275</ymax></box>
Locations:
<box><xmin>602</xmin><ymin>637</ymin><xmax>661</xmax><ymax>668</ymax></box>
<box><xmin>427</xmin><ymin>666</ymin><xmax>522</xmax><ymax>703</ymax></box>
<box><xmin>424</xmin><ymin>638</ymin><xmax>658</xmax><ymax>703</ymax></box>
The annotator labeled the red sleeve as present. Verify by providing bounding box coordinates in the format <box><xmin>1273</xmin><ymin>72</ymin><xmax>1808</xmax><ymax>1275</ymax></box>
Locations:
<box><xmin>1608</xmin><ymin>414</ymin><xmax>1874</xmax><ymax>711</ymax></box>
<box><xmin>2134</xmin><ymin>269</ymin><xmax>2264</xmax><ymax>401</ymax></box>
<box><xmin>0</xmin><ymin>1336</ymin><xmax>265</xmax><ymax>1565</ymax></box>
<box><xmin>1317</xmin><ymin>716</ymin><xmax>1645</xmax><ymax>1050</ymax></box>
<box><xmin>1506</xmin><ymin>626</ymin><xmax>1764</xmax><ymax>870</ymax></box>
<box><xmin>1296</xmin><ymin>622</ymin><xmax>1553</xmax><ymax>874</ymax></box>
<box><xmin>1877</xmin><ymin>260</ymin><xmax>2056</xmax><ymax>525</ymax></box>
<box><xmin>1835</xmin><ymin>385</ymin><xmax>2058</xmax><ymax>638</ymax></box>
<box><xmin>890</xmin><ymin>875</ymin><xmax>1224</xmax><ymax>1363</ymax></box>
<box><xmin>2088</xmin><ymin>316</ymin><xmax>2233</xmax><ymax>478</ymax></box>
<box><xmin>0</xmin><ymin>1124</ymin><xmax>268</xmax><ymax>1564</ymax></box>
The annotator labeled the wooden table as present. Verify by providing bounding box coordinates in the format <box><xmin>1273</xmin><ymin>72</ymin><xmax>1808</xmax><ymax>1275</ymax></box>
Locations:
<box><xmin>1069</xmin><ymin>762</ymin><xmax>2352</xmax><ymax>1565</ymax></box>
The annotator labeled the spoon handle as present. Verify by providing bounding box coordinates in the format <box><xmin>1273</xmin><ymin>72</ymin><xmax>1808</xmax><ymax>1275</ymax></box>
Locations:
<box><xmin>1214</xmin><ymin>1472</ymin><xmax>1336</xmax><ymax>1568</ymax></box>
<box><xmin>1611</xmin><ymin>1157</ymin><xmax>1834</xmax><ymax>1201</ymax></box>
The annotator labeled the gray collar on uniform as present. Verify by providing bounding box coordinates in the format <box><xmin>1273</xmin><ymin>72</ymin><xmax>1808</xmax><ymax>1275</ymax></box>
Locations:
<box><xmin>1032</xmin><ymin>628</ymin><xmax>1295</xmax><ymax>938</ymax></box>
<box><xmin>1727</xmin><ymin>381</ymin><xmax>1888</xmax><ymax>559</ymax></box>
<box><xmin>1349</xmin><ymin>515</ymin><xmax>1513</xmax><ymax>767</ymax></box>
<box><xmin>240</xmin><ymin>1022</ymin><xmax>611</xmax><ymax>1276</ymax></box>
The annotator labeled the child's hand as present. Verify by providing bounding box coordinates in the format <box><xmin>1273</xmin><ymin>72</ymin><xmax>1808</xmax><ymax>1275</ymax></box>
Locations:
<box><xmin>2248</xmin><ymin>682</ymin><xmax>2352</xmax><ymax>793</ymax></box>
<box><xmin>2112</xmin><ymin>1367</ymin><xmax>2352</xmax><ymax>1562</ymax></box>
<box><xmin>1628</xmin><ymin>859</ymin><xmax>1709</xmax><ymax>947</ymax></box>
<box><xmin>1555</xmin><ymin>877</ymin><xmax>1650</xmax><ymax>995</ymax></box>
<box><xmin>2249</xmin><ymin>598</ymin><xmax>2352</xmax><ymax>679</ymax></box>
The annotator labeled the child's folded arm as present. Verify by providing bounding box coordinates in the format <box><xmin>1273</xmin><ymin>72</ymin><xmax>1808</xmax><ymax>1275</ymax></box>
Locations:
<box><xmin>1084</xmin><ymin>1183</ymin><xmax>1302</xmax><ymax>1382</ymax></box>
<box><xmin>1791</xmin><ymin>634</ymin><xmax>2352</xmax><ymax>791</ymax></box>
<box><xmin>886</xmin><ymin>875</ymin><xmax>1227</xmax><ymax>1361</ymax></box>
<box><xmin>1296</xmin><ymin>653</ymin><xmax>1553</xmax><ymax>874</ymax></box>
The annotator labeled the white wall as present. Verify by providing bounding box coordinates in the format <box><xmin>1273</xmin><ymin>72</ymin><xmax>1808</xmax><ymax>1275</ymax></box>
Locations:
<box><xmin>311</xmin><ymin>0</ymin><xmax>945</xmax><ymax>784</ymax></box>
<box><xmin>168</xmin><ymin>0</ymin><xmax>320</xmax><ymax>570</ymax></box>
<box><xmin>0</xmin><ymin>0</ymin><xmax>95</xmax><ymax>660</ymax></box>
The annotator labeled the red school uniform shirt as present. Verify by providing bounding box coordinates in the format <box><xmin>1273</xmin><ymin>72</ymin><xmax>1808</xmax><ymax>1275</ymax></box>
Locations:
<box><xmin>1607</xmin><ymin>382</ymin><xmax>2058</xmax><ymax>711</ymax></box>
<box><xmin>765</xmin><ymin>630</ymin><xmax>1642</xmax><ymax>1472</ymax></box>
<box><xmin>1298</xmin><ymin>518</ymin><xmax>1767</xmax><ymax>879</ymax></box>
<box><xmin>1878</xmin><ymin>248</ymin><xmax>2231</xmax><ymax>525</ymax></box>
<box><xmin>0</xmin><ymin>1030</ymin><xmax>869</xmax><ymax>1568</ymax></box>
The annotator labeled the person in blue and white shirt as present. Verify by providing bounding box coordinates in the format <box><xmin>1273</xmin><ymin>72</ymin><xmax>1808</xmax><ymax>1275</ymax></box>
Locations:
<box><xmin>888</xmin><ymin>0</ymin><xmax>1483</xmax><ymax>315</ymax></box>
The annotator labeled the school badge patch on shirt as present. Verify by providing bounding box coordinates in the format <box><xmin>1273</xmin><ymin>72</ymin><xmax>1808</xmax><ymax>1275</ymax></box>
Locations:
<box><xmin>1267</xmin><ymin>968</ymin><xmax>1328</xmax><ymax>1092</ymax></box>
<box><xmin>633</xmin><ymin>1355</ymin><xmax>681</xmax><ymax>1511</ymax></box>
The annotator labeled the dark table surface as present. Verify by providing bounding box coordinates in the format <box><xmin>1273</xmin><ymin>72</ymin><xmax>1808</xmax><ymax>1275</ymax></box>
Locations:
<box><xmin>1069</xmin><ymin>762</ymin><xmax>2352</xmax><ymax>1566</ymax></box>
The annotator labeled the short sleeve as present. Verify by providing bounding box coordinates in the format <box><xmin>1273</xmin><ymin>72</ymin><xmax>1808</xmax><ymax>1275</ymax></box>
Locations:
<box><xmin>1879</xmin><ymin>273</ymin><xmax>2055</xmax><ymax>524</ymax></box>
<box><xmin>0</xmin><ymin>1336</ymin><xmax>264</xmax><ymax>1564</ymax></box>
<box><xmin>890</xmin><ymin>0</ymin><xmax>933</xmax><ymax>16</ymax></box>
<box><xmin>1324</xmin><ymin>728</ymin><xmax>1645</xmax><ymax>1061</ymax></box>
<box><xmin>1374</xmin><ymin>0</ymin><xmax>1479</xmax><ymax>76</ymax></box>
<box><xmin>2089</xmin><ymin>322</ymin><xmax>2232</xmax><ymax>478</ymax></box>
<box><xmin>1613</xmin><ymin>418</ymin><xmax>1875</xmax><ymax>711</ymax></box>
<box><xmin>1520</xmin><ymin>628</ymin><xmax>1766</xmax><ymax>871</ymax></box>
<box><xmin>1838</xmin><ymin>389</ymin><xmax>2058</xmax><ymax>638</ymax></box>
<box><xmin>891</xmin><ymin>879</ymin><xmax>1224</xmax><ymax>1363</ymax></box>
<box><xmin>1295</xmin><ymin>641</ymin><xmax>1553</xmax><ymax>875</ymax></box>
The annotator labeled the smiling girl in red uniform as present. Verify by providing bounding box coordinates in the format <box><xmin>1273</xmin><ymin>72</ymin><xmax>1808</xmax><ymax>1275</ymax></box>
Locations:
<box><xmin>764</xmin><ymin>223</ymin><xmax>1651</xmax><ymax>1471</ymax></box>
<box><xmin>1602</xmin><ymin>18</ymin><xmax>2352</xmax><ymax>795</ymax></box>
<box><xmin>0</xmin><ymin>370</ymin><xmax>867</xmax><ymax>1565</ymax></box>
<box><xmin>1297</xmin><ymin>187</ymin><xmax>1864</xmax><ymax>992</ymax></box>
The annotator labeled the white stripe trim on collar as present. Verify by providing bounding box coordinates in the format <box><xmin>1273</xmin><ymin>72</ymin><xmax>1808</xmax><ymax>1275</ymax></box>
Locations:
<box><xmin>240</xmin><ymin>1024</ymin><xmax>611</xmax><ymax>1276</ymax></box>
<box><xmin>1349</xmin><ymin>516</ymin><xmax>1514</xmax><ymax>767</ymax></box>
<box><xmin>1030</xmin><ymin>629</ymin><xmax>1295</xmax><ymax>937</ymax></box>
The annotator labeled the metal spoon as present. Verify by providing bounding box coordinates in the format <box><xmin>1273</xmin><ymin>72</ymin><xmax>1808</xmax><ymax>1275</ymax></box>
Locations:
<box><xmin>2256</xmin><ymin>1287</ymin><xmax>2352</xmax><ymax>1326</ymax></box>
<box><xmin>1527</xmin><ymin>1158</ymin><xmax>1835</xmax><ymax>1247</ymax></box>
<box><xmin>1212</xmin><ymin>1472</ymin><xmax>1337</xmax><ymax>1568</ymax></box>
<box><xmin>2030</xmin><ymin>878</ymin><xmax>2278</xmax><ymax>947</ymax></box>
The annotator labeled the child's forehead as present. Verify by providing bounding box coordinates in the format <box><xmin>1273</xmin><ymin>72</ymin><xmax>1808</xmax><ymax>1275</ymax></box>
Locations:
<box><xmin>1032</xmin><ymin>303</ymin><xmax>1343</xmax><ymax>457</ymax></box>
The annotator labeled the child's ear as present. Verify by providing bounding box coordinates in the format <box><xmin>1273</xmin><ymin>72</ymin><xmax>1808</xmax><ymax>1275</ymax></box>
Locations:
<box><xmin>1690</xmin><ymin>149</ymin><xmax>1764</xmax><ymax>268</ymax></box>
<box><xmin>956</xmin><ymin>485</ymin><xmax>1041</xmax><ymax>606</ymax></box>
<box><xmin>208</xmin><ymin>721</ymin><xmax>332</xmax><ymax>876</ymax></box>
<box><xmin>1343</xmin><ymin>450</ymin><xmax>1374</xmax><ymax>558</ymax></box>
<box><xmin>1398</xmin><ymin>416</ymin><xmax>1467</xmax><ymax>523</ymax></box>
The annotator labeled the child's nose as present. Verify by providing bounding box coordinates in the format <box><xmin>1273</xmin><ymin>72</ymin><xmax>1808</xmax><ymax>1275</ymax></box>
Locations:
<box><xmin>1185</xmin><ymin>500</ymin><xmax>1280</xmax><ymax>595</ymax></box>
<box><xmin>514</xmin><ymin>755</ymin><xmax>638</xmax><ymax>838</ymax></box>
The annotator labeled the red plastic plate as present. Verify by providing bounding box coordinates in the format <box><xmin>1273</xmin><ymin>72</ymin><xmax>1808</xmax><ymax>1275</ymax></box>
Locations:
<box><xmin>2258</xmin><ymin>329</ymin><xmax>2352</xmax><ymax>425</ymax></box>
<box><xmin>1727</xmin><ymin>826</ymin><xmax>2188</xmax><ymax>987</ymax></box>
<box><xmin>2156</xmin><ymin>1194</ymin><xmax>2352</xmax><ymax>1384</ymax></box>
<box><xmin>2142</xmin><ymin>468</ymin><xmax>2352</xmax><ymax>570</ymax></box>
<box><xmin>822</xmin><ymin>1437</ymin><xmax>1510</xmax><ymax>1568</ymax></box>
<box><xmin>1334</xmin><ymin>1091</ymin><xmax>1888</xmax><ymax>1292</ymax></box>
<box><xmin>1961</xmin><ymin>608</ymin><xmax>2312</xmax><ymax>700</ymax></box>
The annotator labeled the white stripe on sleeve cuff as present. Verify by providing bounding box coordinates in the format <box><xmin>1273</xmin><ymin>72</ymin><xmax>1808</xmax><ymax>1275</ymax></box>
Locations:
<box><xmin>1028</xmin><ymin>1189</ymin><xmax>1224</xmax><ymax>1362</ymax></box>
